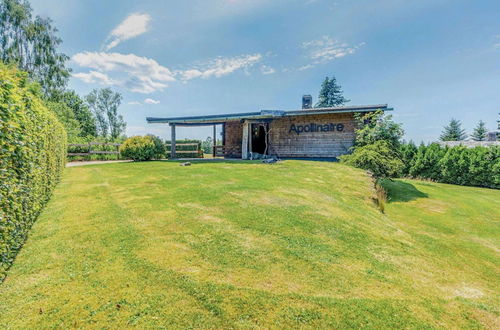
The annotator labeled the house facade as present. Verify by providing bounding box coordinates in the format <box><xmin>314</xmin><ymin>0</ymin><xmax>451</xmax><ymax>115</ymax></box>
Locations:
<box><xmin>147</xmin><ymin>102</ymin><xmax>393</xmax><ymax>159</ymax></box>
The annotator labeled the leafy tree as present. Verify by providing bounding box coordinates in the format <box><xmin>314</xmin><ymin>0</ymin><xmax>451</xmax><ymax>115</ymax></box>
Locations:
<box><xmin>45</xmin><ymin>101</ymin><xmax>81</xmax><ymax>142</ymax></box>
<box><xmin>315</xmin><ymin>76</ymin><xmax>350</xmax><ymax>107</ymax></box>
<box><xmin>85</xmin><ymin>88</ymin><xmax>126</xmax><ymax>139</ymax></box>
<box><xmin>354</xmin><ymin>110</ymin><xmax>404</xmax><ymax>149</ymax></box>
<box><xmin>201</xmin><ymin>136</ymin><xmax>213</xmax><ymax>154</ymax></box>
<box><xmin>0</xmin><ymin>0</ymin><xmax>70</xmax><ymax>96</ymax></box>
<box><xmin>440</xmin><ymin>118</ymin><xmax>467</xmax><ymax>141</ymax></box>
<box><xmin>340</xmin><ymin>140</ymin><xmax>403</xmax><ymax>178</ymax></box>
<box><xmin>50</xmin><ymin>90</ymin><xmax>97</xmax><ymax>137</ymax></box>
<box><xmin>471</xmin><ymin>120</ymin><xmax>487</xmax><ymax>141</ymax></box>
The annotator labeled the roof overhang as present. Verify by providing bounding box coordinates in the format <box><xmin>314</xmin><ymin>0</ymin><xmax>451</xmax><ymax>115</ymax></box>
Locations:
<box><xmin>146</xmin><ymin>104</ymin><xmax>392</xmax><ymax>126</ymax></box>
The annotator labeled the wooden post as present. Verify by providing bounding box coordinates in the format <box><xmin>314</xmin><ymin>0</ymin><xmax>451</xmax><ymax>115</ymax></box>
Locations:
<box><xmin>242</xmin><ymin>121</ymin><xmax>250</xmax><ymax>160</ymax></box>
<box><xmin>170</xmin><ymin>124</ymin><xmax>176</xmax><ymax>159</ymax></box>
<box><xmin>213</xmin><ymin>124</ymin><xmax>216</xmax><ymax>157</ymax></box>
<box><xmin>222</xmin><ymin>123</ymin><xmax>226</xmax><ymax>158</ymax></box>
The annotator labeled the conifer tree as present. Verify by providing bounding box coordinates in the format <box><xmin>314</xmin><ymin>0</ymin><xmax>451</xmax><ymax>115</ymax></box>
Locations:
<box><xmin>471</xmin><ymin>120</ymin><xmax>487</xmax><ymax>141</ymax></box>
<box><xmin>315</xmin><ymin>76</ymin><xmax>350</xmax><ymax>108</ymax></box>
<box><xmin>440</xmin><ymin>118</ymin><xmax>467</xmax><ymax>141</ymax></box>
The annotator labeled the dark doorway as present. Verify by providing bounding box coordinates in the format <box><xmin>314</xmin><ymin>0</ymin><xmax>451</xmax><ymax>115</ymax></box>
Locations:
<box><xmin>251</xmin><ymin>123</ymin><xmax>268</xmax><ymax>155</ymax></box>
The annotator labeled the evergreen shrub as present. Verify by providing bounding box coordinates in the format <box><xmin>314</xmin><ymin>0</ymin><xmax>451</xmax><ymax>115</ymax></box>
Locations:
<box><xmin>0</xmin><ymin>64</ymin><xmax>67</xmax><ymax>281</ymax></box>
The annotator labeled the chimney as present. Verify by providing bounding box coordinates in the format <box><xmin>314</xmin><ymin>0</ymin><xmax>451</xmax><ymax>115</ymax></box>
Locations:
<box><xmin>302</xmin><ymin>95</ymin><xmax>312</xmax><ymax>109</ymax></box>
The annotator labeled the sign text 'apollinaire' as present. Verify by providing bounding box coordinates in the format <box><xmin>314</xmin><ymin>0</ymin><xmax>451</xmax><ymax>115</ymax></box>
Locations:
<box><xmin>289</xmin><ymin>123</ymin><xmax>345</xmax><ymax>135</ymax></box>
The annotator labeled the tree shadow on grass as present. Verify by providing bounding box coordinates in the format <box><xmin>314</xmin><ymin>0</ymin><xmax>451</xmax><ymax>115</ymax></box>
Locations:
<box><xmin>380</xmin><ymin>179</ymin><xmax>428</xmax><ymax>203</ymax></box>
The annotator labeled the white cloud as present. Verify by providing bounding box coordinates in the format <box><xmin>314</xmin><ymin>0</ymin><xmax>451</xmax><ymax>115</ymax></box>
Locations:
<box><xmin>73</xmin><ymin>52</ymin><xmax>263</xmax><ymax>93</ymax></box>
<box><xmin>72</xmin><ymin>52</ymin><xmax>175</xmax><ymax>93</ymax></box>
<box><xmin>177</xmin><ymin>54</ymin><xmax>262</xmax><ymax>81</ymax></box>
<box><xmin>302</xmin><ymin>36</ymin><xmax>363</xmax><ymax>68</ymax></box>
<box><xmin>260</xmin><ymin>65</ymin><xmax>276</xmax><ymax>75</ymax></box>
<box><xmin>105</xmin><ymin>13</ymin><xmax>151</xmax><ymax>50</ymax></box>
<box><xmin>144</xmin><ymin>98</ymin><xmax>160</xmax><ymax>104</ymax></box>
<box><xmin>72</xmin><ymin>71</ymin><xmax>116</xmax><ymax>85</ymax></box>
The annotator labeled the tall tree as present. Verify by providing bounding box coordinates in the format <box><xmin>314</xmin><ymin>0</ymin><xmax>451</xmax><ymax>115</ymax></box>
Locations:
<box><xmin>85</xmin><ymin>88</ymin><xmax>126</xmax><ymax>139</ymax></box>
<box><xmin>471</xmin><ymin>120</ymin><xmax>487</xmax><ymax>141</ymax></box>
<box><xmin>0</xmin><ymin>0</ymin><xmax>70</xmax><ymax>96</ymax></box>
<box><xmin>45</xmin><ymin>101</ymin><xmax>81</xmax><ymax>142</ymax></box>
<box><xmin>315</xmin><ymin>76</ymin><xmax>350</xmax><ymax>108</ymax></box>
<box><xmin>440</xmin><ymin>118</ymin><xmax>467</xmax><ymax>141</ymax></box>
<box><xmin>50</xmin><ymin>90</ymin><xmax>97</xmax><ymax>137</ymax></box>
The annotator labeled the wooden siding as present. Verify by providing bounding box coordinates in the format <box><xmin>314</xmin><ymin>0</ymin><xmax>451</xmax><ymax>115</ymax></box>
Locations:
<box><xmin>269</xmin><ymin>113</ymin><xmax>355</xmax><ymax>158</ymax></box>
<box><xmin>223</xmin><ymin>112</ymin><xmax>356</xmax><ymax>158</ymax></box>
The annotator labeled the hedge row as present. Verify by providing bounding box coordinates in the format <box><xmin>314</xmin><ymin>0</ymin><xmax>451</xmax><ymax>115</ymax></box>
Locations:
<box><xmin>0</xmin><ymin>65</ymin><xmax>67</xmax><ymax>281</ymax></box>
<box><xmin>400</xmin><ymin>142</ymin><xmax>500</xmax><ymax>189</ymax></box>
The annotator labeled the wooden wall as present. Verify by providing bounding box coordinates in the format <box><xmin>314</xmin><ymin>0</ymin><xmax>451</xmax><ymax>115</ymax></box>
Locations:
<box><xmin>268</xmin><ymin>113</ymin><xmax>356</xmax><ymax>158</ymax></box>
<box><xmin>223</xmin><ymin>112</ymin><xmax>356</xmax><ymax>158</ymax></box>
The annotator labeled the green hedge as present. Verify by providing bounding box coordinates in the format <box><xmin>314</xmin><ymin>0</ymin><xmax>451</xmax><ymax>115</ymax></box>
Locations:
<box><xmin>165</xmin><ymin>139</ymin><xmax>203</xmax><ymax>158</ymax></box>
<box><xmin>400</xmin><ymin>142</ymin><xmax>499</xmax><ymax>189</ymax></box>
<box><xmin>0</xmin><ymin>64</ymin><xmax>67</xmax><ymax>281</ymax></box>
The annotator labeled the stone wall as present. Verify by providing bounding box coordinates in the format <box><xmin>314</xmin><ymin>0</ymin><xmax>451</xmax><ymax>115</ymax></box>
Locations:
<box><xmin>439</xmin><ymin>141</ymin><xmax>500</xmax><ymax>148</ymax></box>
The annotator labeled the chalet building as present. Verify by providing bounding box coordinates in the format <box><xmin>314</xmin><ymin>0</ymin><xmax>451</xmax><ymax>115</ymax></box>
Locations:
<box><xmin>147</xmin><ymin>97</ymin><xmax>393</xmax><ymax>159</ymax></box>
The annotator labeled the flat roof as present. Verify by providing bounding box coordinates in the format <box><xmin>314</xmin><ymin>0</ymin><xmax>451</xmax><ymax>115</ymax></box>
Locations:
<box><xmin>146</xmin><ymin>104</ymin><xmax>392</xmax><ymax>126</ymax></box>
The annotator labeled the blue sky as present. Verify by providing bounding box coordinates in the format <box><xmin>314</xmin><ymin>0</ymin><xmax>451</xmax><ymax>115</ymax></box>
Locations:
<box><xmin>30</xmin><ymin>0</ymin><xmax>499</xmax><ymax>142</ymax></box>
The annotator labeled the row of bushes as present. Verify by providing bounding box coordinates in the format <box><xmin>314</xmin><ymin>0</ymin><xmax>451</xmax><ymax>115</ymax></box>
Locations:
<box><xmin>0</xmin><ymin>65</ymin><xmax>67</xmax><ymax>281</ymax></box>
<box><xmin>400</xmin><ymin>142</ymin><xmax>499</xmax><ymax>189</ymax></box>
<box><xmin>119</xmin><ymin>136</ymin><xmax>203</xmax><ymax>161</ymax></box>
<box><xmin>342</xmin><ymin>141</ymin><xmax>499</xmax><ymax>189</ymax></box>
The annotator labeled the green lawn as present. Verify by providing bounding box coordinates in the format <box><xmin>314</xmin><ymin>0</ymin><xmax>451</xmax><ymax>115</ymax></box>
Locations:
<box><xmin>1</xmin><ymin>160</ymin><xmax>499</xmax><ymax>328</ymax></box>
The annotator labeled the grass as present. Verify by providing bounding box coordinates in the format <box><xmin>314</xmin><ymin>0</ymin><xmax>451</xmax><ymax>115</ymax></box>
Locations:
<box><xmin>1</xmin><ymin>160</ymin><xmax>499</xmax><ymax>328</ymax></box>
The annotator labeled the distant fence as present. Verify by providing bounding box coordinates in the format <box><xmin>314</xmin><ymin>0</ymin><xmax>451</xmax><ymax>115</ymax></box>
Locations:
<box><xmin>68</xmin><ymin>140</ymin><xmax>205</xmax><ymax>159</ymax></box>
<box><xmin>68</xmin><ymin>142</ymin><xmax>121</xmax><ymax>157</ymax></box>
<box><xmin>165</xmin><ymin>140</ymin><xmax>203</xmax><ymax>158</ymax></box>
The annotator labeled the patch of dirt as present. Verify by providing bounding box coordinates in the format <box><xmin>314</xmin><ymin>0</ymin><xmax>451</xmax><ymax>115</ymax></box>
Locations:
<box><xmin>454</xmin><ymin>286</ymin><xmax>484</xmax><ymax>299</ymax></box>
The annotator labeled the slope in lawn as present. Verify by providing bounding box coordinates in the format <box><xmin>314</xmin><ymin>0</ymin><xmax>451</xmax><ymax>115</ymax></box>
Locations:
<box><xmin>0</xmin><ymin>160</ymin><xmax>498</xmax><ymax>328</ymax></box>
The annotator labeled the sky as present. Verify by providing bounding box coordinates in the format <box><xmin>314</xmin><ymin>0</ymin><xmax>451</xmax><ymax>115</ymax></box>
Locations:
<box><xmin>29</xmin><ymin>0</ymin><xmax>500</xmax><ymax>142</ymax></box>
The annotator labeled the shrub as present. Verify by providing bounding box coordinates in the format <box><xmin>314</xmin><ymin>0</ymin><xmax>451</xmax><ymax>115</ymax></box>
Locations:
<box><xmin>399</xmin><ymin>141</ymin><xmax>418</xmax><ymax>176</ymax></box>
<box><xmin>119</xmin><ymin>136</ymin><xmax>164</xmax><ymax>161</ymax></box>
<box><xmin>0</xmin><ymin>64</ymin><xmax>67</xmax><ymax>281</ymax></box>
<box><xmin>401</xmin><ymin>142</ymin><xmax>499</xmax><ymax>189</ymax></box>
<box><xmin>340</xmin><ymin>140</ymin><xmax>403</xmax><ymax>178</ymax></box>
<box><xmin>409</xmin><ymin>143</ymin><xmax>446</xmax><ymax>181</ymax></box>
<box><xmin>148</xmin><ymin>135</ymin><xmax>166</xmax><ymax>160</ymax></box>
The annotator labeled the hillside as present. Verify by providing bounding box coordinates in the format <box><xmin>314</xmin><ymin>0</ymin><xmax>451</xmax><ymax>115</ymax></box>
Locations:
<box><xmin>0</xmin><ymin>160</ymin><xmax>498</xmax><ymax>328</ymax></box>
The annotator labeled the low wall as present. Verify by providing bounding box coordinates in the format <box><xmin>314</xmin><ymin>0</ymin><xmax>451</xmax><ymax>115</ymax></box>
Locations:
<box><xmin>439</xmin><ymin>141</ymin><xmax>499</xmax><ymax>148</ymax></box>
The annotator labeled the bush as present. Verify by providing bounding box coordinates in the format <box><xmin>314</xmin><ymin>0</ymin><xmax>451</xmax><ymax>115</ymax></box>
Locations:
<box><xmin>408</xmin><ymin>143</ymin><xmax>446</xmax><ymax>181</ymax></box>
<box><xmin>400</xmin><ymin>142</ymin><xmax>499</xmax><ymax>189</ymax></box>
<box><xmin>340</xmin><ymin>140</ymin><xmax>403</xmax><ymax>178</ymax></box>
<box><xmin>399</xmin><ymin>141</ymin><xmax>418</xmax><ymax>176</ymax></box>
<box><xmin>148</xmin><ymin>135</ymin><xmax>166</xmax><ymax>160</ymax></box>
<box><xmin>0</xmin><ymin>64</ymin><xmax>67</xmax><ymax>281</ymax></box>
<box><xmin>119</xmin><ymin>136</ymin><xmax>164</xmax><ymax>161</ymax></box>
